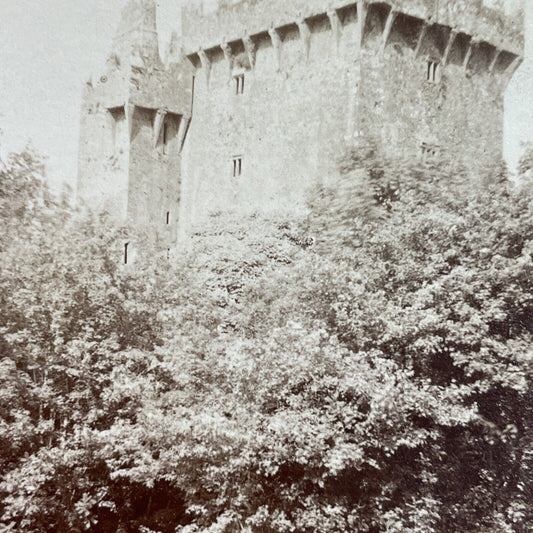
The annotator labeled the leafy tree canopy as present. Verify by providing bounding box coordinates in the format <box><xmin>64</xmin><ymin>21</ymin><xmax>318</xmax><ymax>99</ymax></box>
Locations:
<box><xmin>0</xmin><ymin>147</ymin><xmax>532</xmax><ymax>533</ymax></box>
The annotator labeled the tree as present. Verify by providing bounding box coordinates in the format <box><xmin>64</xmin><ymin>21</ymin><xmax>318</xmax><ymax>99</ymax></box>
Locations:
<box><xmin>0</xmin><ymin>149</ymin><xmax>175</xmax><ymax>532</ymax></box>
<box><xmin>0</xmin><ymin>147</ymin><xmax>532</xmax><ymax>532</ymax></box>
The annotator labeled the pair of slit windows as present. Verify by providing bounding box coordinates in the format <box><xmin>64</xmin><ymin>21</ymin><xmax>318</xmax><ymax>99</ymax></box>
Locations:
<box><xmin>232</xmin><ymin>156</ymin><xmax>243</xmax><ymax>177</ymax></box>
<box><xmin>234</xmin><ymin>74</ymin><xmax>245</xmax><ymax>95</ymax></box>
<box><xmin>427</xmin><ymin>60</ymin><xmax>440</xmax><ymax>83</ymax></box>
<box><xmin>420</xmin><ymin>143</ymin><xmax>439</xmax><ymax>163</ymax></box>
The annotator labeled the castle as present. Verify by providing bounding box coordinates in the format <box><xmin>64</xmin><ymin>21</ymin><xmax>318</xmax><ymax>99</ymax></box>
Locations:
<box><xmin>77</xmin><ymin>0</ymin><xmax>524</xmax><ymax>252</ymax></box>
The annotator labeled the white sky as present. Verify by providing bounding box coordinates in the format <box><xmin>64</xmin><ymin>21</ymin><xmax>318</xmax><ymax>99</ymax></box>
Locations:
<box><xmin>0</xmin><ymin>0</ymin><xmax>182</xmax><ymax>191</ymax></box>
<box><xmin>0</xmin><ymin>0</ymin><xmax>532</xmax><ymax>192</ymax></box>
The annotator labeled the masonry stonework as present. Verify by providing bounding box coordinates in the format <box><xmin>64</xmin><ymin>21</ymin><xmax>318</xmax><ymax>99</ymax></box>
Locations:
<box><xmin>78</xmin><ymin>0</ymin><xmax>524</xmax><ymax>245</ymax></box>
<box><xmin>78</xmin><ymin>0</ymin><xmax>193</xmax><ymax>247</ymax></box>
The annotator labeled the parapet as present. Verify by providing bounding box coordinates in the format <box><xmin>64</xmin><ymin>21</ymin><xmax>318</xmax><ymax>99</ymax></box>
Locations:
<box><xmin>181</xmin><ymin>0</ymin><xmax>523</xmax><ymax>57</ymax></box>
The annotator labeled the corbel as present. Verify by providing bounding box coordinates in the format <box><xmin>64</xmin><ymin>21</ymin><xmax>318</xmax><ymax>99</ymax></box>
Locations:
<box><xmin>441</xmin><ymin>29</ymin><xmax>457</xmax><ymax>67</ymax></box>
<box><xmin>243</xmin><ymin>34</ymin><xmax>257</xmax><ymax>69</ymax></box>
<box><xmin>380</xmin><ymin>8</ymin><xmax>398</xmax><ymax>55</ymax></box>
<box><xmin>107</xmin><ymin>109</ymin><xmax>117</xmax><ymax>151</ymax></box>
<box><xmin>268</xmin><ymin>26</ymin><xmax>282</xmax><ymax>70</ymax></box>
<box><xmin>327</xmin><ymin>9</ymin><xmax>341</xmax><ymax>52</ymax></box>
<box><xmin>296</xmin><ymin>18</ymin><xmax>311</xmax><ymax>60</ymax></box>
<box><xmin>503</xmin><ymin>54</ymin><xmax>523</xmax><ymax>82</ymax></box>
<box><xmin>488</xmin><ymin>47</ymin><xmax>502</xmax><ymax>75</ymax></box>
<box><xmin>356</xmin><ymin>1</ymin><xmax>367</xmax><ymax>51</ymax></box>
<box><xmin>414</xmin><ymin>21</ymin><xmax>429</xmax><ymax>59</ymax></box>
<box><xmin>221</xmin><ymin>39</ymin><xmax>234</xmax><ymax>78</ymax></box>
<box><xmin>125</xmin><ymin>103</ymin><xmax>135</xmax><ymax>141</ymax></box>
<box><xmin>153</xmin><ymin>108</ymin><xmax>167</xmax><ymax>148</ymax></box>
<box><xmin>463</xmin><ymin>38</ymin><xmax>479</xmax><ymax>71</ymax></box>
<box><xmin>198</xmin><ymin>47</ymin><xmax>212</xmax><ymax>85</ymax></box>
<box><xmin>176</xmin><ymin>115</ymin><xmax>190</xmax><ymax>154</ymax></box>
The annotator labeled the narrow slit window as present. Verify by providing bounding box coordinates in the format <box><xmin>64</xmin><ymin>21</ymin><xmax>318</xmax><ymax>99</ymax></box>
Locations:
<box><xmin>232</xmin><ymin>156</ymin><xmax>243</xmax><ymax>177</ymax></box>
<box><xmin>162</xmin><ymin>121</ymin><xmax>169</xmax><ymax>154</ymax></box>
<box><xmin>124</xmin><ymin>243</ymin><xmax>129</xmax><ymax>265</ymax></box>
<box><xmin>427</xmin><ymin>60</ymin><xmax>439</xmax><ymax>83</ymax></box>
<box><xmin>166</xmin><ymin>211</ymin><xmax>170</xmax><ymax>225</ymax></box>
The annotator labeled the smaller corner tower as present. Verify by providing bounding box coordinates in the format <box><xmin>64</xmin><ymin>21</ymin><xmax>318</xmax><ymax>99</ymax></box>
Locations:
<box><xmin>77</xmin><ymin>0</ymin><xmax>194</xmax><ymax>248</ymax></box>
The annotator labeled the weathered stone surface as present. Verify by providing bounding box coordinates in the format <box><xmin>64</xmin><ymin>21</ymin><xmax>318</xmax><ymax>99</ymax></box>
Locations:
<box><xmin>182</xmin><ymin>0</ymin><xmax>523</xmax><ymax>55</ymax></box>
<box><xmin>78</xmin><ymin>0</ymin><xmax>524</xmax><ymax>245</ymax></box>
<box><xmin>77</xmin><ymin>0</ymin><xmax>193</xmax><ymax>247</ymax></box>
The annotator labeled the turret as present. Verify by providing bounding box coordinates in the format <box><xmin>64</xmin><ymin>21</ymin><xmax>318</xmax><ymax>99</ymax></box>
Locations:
<box><xmin>77</xmin><ymin>0</ymin><xmax>194</xmax><ymax>254</ymax></box>
<box><xmin>109</xmin><ymin>0</ymin><xmax>161</xmax><ymax>68</ymax></box>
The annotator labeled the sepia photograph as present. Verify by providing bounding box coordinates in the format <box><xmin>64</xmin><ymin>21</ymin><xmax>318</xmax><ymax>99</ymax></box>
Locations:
<box><xmin>0</xmin><ymin>0</ymin><xmax>532</xmax><ymax>531</ymax></box>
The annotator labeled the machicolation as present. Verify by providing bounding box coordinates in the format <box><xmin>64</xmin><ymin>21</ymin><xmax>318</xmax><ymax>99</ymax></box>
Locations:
<box><xmin>78</xmin><ymin>0</ymin><xmax>525</xmax><ymax>250</ymax></box>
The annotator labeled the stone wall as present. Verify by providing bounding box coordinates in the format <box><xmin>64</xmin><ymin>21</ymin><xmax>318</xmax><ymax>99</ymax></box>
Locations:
<box><xmin>128</xmin><ymin>107</ymin><xmax>183</xmax><ymax>246</ymax></box>
<box><xmin>359</xmin><ymin>4</ymin><xmax>506</xmax><ymax>168</ymax></box>
<box><xmin>77</xmin><ymin>82</ymin><xmax>130</xmax><ymax>223</ymax></box>
<box><xmin>178</xmin><ymin>0</ymin><xmax>520</xmax><ymax>235</ymax></box>
<box><xmin>78</xmin><ymin>58</ymin><xmax>193</xmax><ymax>245</ymax></box>
<box><xmin>179</xmin><ymin>10</ymin><xmax>360</xmax><ymax>235</ymax></box>
<box><xmin>78</xmin><ymin>0</ymin><xmax>525</xmax><ymax>247</ymax></box>
<box><xmin>78</xmin><ymin>0</ymin><xmax>193</xmax><ymax>248</ymax></box>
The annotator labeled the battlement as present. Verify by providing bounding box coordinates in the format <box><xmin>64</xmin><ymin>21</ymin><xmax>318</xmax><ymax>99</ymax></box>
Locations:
<box><xmin>182</xmin><ymin>0</ymin><xmax>523</xmax><ymax>57</ymax></box>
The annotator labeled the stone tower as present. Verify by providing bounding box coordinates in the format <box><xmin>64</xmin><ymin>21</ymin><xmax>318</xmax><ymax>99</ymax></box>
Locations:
<box><xmin>78</xmin><ymin>0</ymin><xmax>525</xmax><ymax>246</ymax></box>
<box><xmin>77</xmin><ymin>0</ymin><xmax>193</xmax><ymax>248</ymax></box>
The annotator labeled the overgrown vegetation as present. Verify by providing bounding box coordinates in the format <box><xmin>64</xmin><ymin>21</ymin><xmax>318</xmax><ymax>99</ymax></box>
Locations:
<box><xmin>0</xmin><ymin>146</ymin><xmax>532</xmax><ymax>532</ymax></box>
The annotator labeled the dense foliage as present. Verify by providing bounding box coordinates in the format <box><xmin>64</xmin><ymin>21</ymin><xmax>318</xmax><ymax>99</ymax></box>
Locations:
<box><xmin>0</xmin><ymin>147</ymin><xmax>532</xmax><ymax>533</ymax></box>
